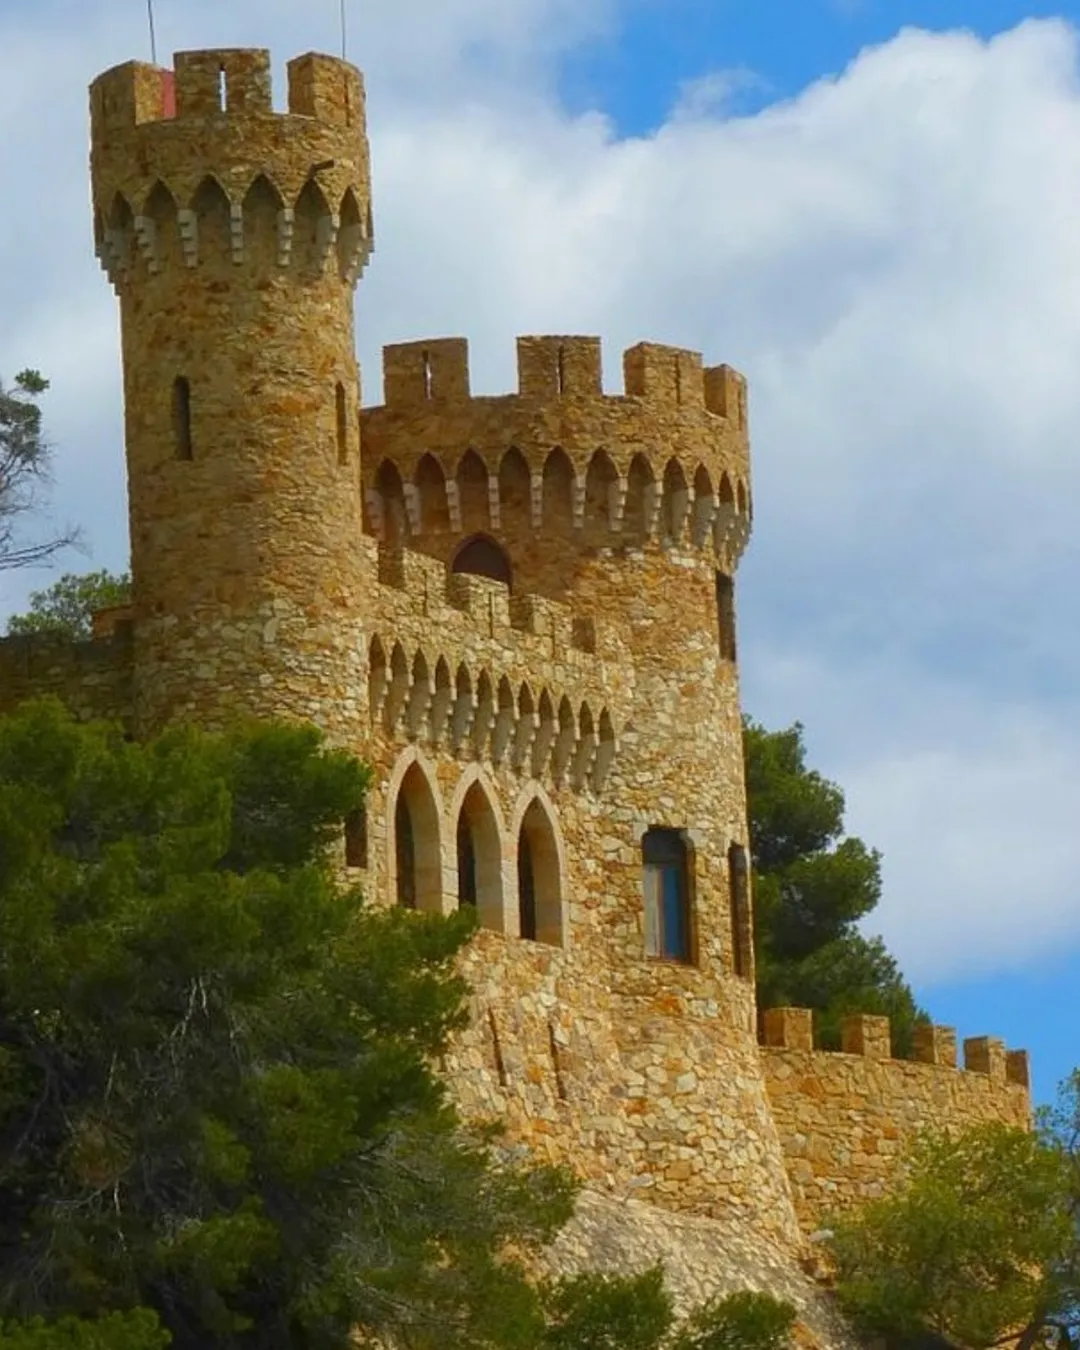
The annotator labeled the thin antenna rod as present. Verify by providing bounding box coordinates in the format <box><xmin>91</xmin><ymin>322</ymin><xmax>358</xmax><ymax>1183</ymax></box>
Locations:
<box><xmin>339</xmin><ymin>0</ymin><xmax>347</xmax><ymax>58</ymax></box>
<box><xmin>147</xmin><ymin>0</ymin><xmax>158</xmax><ymax>63</ymax></box>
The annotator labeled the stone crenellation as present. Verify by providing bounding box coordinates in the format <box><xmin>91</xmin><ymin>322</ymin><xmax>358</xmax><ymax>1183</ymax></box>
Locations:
<box><xmin>361</xmin><ymin>336</ymin><xmax>751</xmax><ymax>575</ymax></box>
<box><xmin>760</xmin><ymin>1009</ymin><xmax>1030</xmax><ymax>1230</ymax></box>
<box><xmin>0</xmin><ymin>42</ymin><xmax>1033</xmax><ymax>1348</ymax></box>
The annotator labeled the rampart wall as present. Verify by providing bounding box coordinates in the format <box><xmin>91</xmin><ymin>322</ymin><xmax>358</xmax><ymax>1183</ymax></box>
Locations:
<box><xmin>0</xmin><ymin>627</ymin><xmax>134</xmax><ymax>726</ymax></box>
<box><xmin>760</xmin><ymin>1008</ymin><xmax>1031</xmax><ymax>1231</ymax></box>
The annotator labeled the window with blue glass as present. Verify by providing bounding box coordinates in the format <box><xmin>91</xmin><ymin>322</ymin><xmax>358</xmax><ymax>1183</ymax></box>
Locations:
<box><xmin>642</xmin><ymin>827</ymin><xmax>692</xmax><ymax>962</ymax></box>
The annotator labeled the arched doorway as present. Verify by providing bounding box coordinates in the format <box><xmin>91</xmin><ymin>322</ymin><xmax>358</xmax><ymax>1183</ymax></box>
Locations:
<box><xmin>455</xmin><ymin>781</ymin><xmax>504</xmax><ymax>931</ymax></box>
<box><xmin>452</xmin><ymin>534</ymin><xmax>512</xmax><ymax>587</ymax></box>
<box><xmin>391</xmin><ymin>761</ymin><xmax>443</xmax><ymax>913</ymax></box>
<box><xmin>517</xmin><ymin>798</ymin><xmax>564</xmax><ymax>945</ymax></box>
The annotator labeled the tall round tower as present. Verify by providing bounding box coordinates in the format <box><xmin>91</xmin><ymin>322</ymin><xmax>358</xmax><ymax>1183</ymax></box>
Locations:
<box><xmin>89</xmin><ymin>48</ymin><xmax>373</xmax><ymax>734</ymax></box>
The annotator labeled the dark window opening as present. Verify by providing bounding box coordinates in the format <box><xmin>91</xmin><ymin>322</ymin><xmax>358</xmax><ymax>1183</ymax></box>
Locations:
<box><xmin>173</xmin><ymin>376</ymin><xmax>193</xmax><ymax>460</ymax></box>
<box><xmin>716</xmin><ymin>572</ymin><xmax>736</xmax><ymax>661</ymax></box>
<box><xmin>728</xmin><ymin>842</ymin><xmax>752</xmax><ymax>978</ymax></box>
<box><xmin>674</xmin><ymin>356</ymin><xmax>682</xmax><ymax>404</ymax></box>
<box><xmin>452</xmin><ymin>534</ymin><xmax>512</xmax><ymax>587</ymax></box>
<box><xmin>344</xmin><ymin>804</ymin><xmax>367</xmax><ymax>868</ymax></box>
<box><xmin>457</xmin><ymin>814</ymin><xmax>477</xmax><ymax>908</ymax></box>
<box><xmin>556</xmin><ymin>345</ymin><xmax>566</xmax><ymax>395</ymax></box>
<box><xmin>642</xmin><ymin>827</ymin><xmax>692</xmax><ymax>963</ymax></box>
<box><xmin>395</xmin><ymin>794</ymin><xmax>416</xmax><ymax>908</ymax></box>
<box><xmin>518</xmin><ymin>832</ymin><xmax>537</xmax><ymax>940</ymax></box>
<box><xmin>335</xmin><ymin>381</ymin><xmax>348</xmax><ymax>464</ymax></box>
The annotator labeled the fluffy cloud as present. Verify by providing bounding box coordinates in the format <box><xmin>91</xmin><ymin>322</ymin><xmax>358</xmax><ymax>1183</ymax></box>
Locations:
<box><xmin>1</xmin><ymin>2</ymin><xmax>1078</xmax><ymax>984</ymax></box>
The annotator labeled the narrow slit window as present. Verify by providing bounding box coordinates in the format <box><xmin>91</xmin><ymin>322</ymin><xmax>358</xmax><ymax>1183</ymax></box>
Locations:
<box><xmin>335</xmin><ymin>381</ymin><xmax>348</xmax><ymax>464</ymax></box>
<box><xmin>674</xmin><ymin>356</ymin><xmax>682</xmax><ymax>404</ymax></box>
<box><xmin>642</xmin><ymin>827</ymin><xmax>692</xmax><ymax>963</ymax></box>
<box><xmin>728</xmin><ymin>842</ymin><xmax>752</xmax><ymax>978</ymax></box>
<box><xmin>422</xmin><ymin>350</ymin><xmax>432</xmax><ymax>399</ymax></box>
<box><xmin>172</xmin><ymin>376</ymin><xmax>193</xmax><ymax>460</ymax></box>
<box><xmin>344</xmin><ymin>804</ymin><xmax>367</xmax><ymax>868</ymax></box>
<box><xmin>556</xmin><ymin>345</ymin><xmax>566</xmax><ymax>395</ymax></box>
<box><xmin>218</xmin><ymin>66</ymin><xmax>228</xmax><ymax>111</ymax></box>
<box><xmin>716</xmin><ymin>572</ymin><xmax>736</xmax><ymax>662</ymax></box>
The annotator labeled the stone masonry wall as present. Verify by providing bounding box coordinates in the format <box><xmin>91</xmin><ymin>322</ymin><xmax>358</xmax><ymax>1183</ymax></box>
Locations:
<box><xmin>0</xmin><ymin>628</ymin><xmax>134</xmax><ymax>726</ymax></box>
<box><xmin>89</xmin><ymin>49</ymin><xmax>372</xmax><ymax>738</ymax></box>
<box><xmin>760</xmin><ymin>1008</ymin><xmax>1032</xmax><ymax>1231</ymax></box>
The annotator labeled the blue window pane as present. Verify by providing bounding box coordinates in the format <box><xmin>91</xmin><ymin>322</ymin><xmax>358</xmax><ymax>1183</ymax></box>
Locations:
<box><xmin>662</xmin><ymin>863</ymin><xmax>687</xmax><ymax>959</ymax></box>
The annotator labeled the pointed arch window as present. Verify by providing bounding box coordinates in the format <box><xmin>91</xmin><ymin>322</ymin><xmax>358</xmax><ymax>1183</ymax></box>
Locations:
<box><xmin>395</xmin><ymin>794</ymin><xmax>416</xmax><ymax>908</ymax></box>
<box><xmin>642</xmin><ymin>827</ymin><xmax>692</xmax><ymax>963</ymax></box>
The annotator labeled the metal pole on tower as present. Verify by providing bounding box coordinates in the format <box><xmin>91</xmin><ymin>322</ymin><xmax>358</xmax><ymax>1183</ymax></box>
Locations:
<box><xmin>147</xmin><ymin>0</ymin><xmax>158</xmax><ymax>63</ymax></box>
<box><xmin>339</xmin><ymin>0</ymin><xmax>347</xmax><ymax>59</ymax></box>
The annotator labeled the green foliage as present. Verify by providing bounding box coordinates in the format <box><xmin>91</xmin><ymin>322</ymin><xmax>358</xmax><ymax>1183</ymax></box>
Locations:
<box><xmin>0</xmin><ymin>1311</ymin><xmax>169</xmax><ymax>1350</ymax></box>
<box><xmin>5</xmin><ymin>570</ymin><xmax>131</xmax><ymax>640</ymax></box>
<box><xmin>743</xmin><ymin>718</ymin><xmax>926</xmax><ymax>1054</ymax></box>
<box><xmin>538</xmin><ymin>1272</ymin><xmax>796</xmax><ymax>1350</ymax></box>
<box><xmin>0</xmin><ymin>370</ymin><xmax>75</xmax><ymax>569</ymax></box>
<box><xmin>0</xmin><ymin>698</ymin><xmax>575</xmax><ymax>1350</ymax></box>
<box><xmin>671</xmin><ymin>1291</ymin><xmax>796</xmax><ymax>1350</ymax></box>
<box><xmin>541</xmin><ymin>1268</ymin><xmax>673</xmax><ymax>1350</ymax></box>
<box><xmin>829</xmin><ymin>1112</ymin><xmax>1080</xmax><ymax>1349</ymax></box>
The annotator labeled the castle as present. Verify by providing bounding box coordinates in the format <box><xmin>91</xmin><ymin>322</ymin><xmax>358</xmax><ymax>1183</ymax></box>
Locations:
<box><xmin>0</xmin><ymin>45</ymin><xmax>1032</xmax><ymax>1339</ymax></box>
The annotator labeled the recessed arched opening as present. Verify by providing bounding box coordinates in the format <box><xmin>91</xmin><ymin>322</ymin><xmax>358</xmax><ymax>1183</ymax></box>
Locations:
<box><xmin>584</xmin><ymin>449</ymin><xmax>618</xmax><ymax>533</ymax></box>
<box><xmin>452</xmin><ymin>534</ymin><xmax>512</xmax><ymax>587</ymax></box>
<box><xmin>375</xmin><ymin>459</ymin><xmax>407</xmax><ymax>546</ymax></box>
<box><xmin>391</xmin><ymin>762</ymin><xmax>442</xmax><ymax>913</ymax></box>
<box><xmin>498</xmin><ymin>446</ymin><xmax>531</xmax><ymax>536</ymax></box>
<box><xmin>642</xmin><ymin>827</ymin><xmax>693</xmax><ymax>963</ymax></box>
<box><xmin>623</xmin><ymin>453</ymin><xmax>655</xmax><ymax>542</ymax></box>
<box><xmin>542</xmin><ymin>447</ymin><xmax>574</xmax><ymax>532</ymax></box>
<box><xmin>416</xmin><ymin>453</ymin><xmax>450</xmax><ymax>533</ymax></box>
<box><xmin>518</xmin><ymin>798</ymin><xmax>563</xmax><ymax>946</ymax></box>
<box><xmin>456</xmin><ymin>780</ymin><xmax>504</xmax><ymax>932</ymax></box>
<box><xmin>456</xmin><ymin>449</ymin><xmax>490</xmax><ymax>534</ymax></box>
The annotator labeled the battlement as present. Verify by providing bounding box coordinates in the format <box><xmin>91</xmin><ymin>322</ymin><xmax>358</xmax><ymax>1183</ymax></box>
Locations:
<box><xmin>760</xmin><ymin>1007</ymin><xmax>1031</xmax><ymax>1229</ymax></box>
<box><xmin>362</xmin><ymin>337</ymin><xmax>752</xmax><ymax>567</ymax></box>
<box><xmin>90</xmin><ymin>50</ymin><xmax>372</xmax><ymax>290</ymax></box>
<box><xmin>760</xmin><ymin>1008</ymin><xmax>1030</xmax><ymax>1087</ymax></box>
<box><xmin>377</xmin><ymin>335</ymin><xmax>747</xmax><ymax>426</ymax></box>
<box><xmin>90</xmin><ymin>49</ymin><xmax>362</xmax><ymax>132</ymax></box>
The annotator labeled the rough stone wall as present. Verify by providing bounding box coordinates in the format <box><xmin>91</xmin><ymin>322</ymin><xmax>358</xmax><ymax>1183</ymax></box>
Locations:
<box><xmin>0</xmin><ymin>628</ymin><xmax>134</xmax><ymax>726</ymax></box>
<box><xmin>760</xmin><ymin>1008</ymin><xmax>1032</xmax><ymax>1231</ymax></box>
<box><xmin>89</xmin><ymin>49</ymin><xmax>373</xmax><ymax>738</ymax></box>
<box><xmin>544</xmin><ymin>1190</ymin><xmax>860</xmax><ymax>1350</ymax></box>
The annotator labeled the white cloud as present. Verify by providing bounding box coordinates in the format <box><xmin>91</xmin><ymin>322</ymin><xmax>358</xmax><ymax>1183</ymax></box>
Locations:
<box><xmin>2</xmin><ymin>3</ymin><xmax>1080</xmax><ymax>983</ymax></box>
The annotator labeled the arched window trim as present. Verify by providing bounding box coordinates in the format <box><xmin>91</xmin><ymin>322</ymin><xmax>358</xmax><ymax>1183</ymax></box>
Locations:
<box><xmin>387</xmin><ymin>753</ymin><xmax>445</xmax><ymax>915</ymax></box>
<box><xmin>515</xmin><ymin>792</ymin><xmax>565</xmax><ymax>947</ymax></box>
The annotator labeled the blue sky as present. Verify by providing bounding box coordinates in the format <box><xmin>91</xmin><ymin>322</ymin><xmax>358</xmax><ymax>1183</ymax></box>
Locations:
<box><xmin>0</xmin><ymin>0</ymin><xmax>1078</xmax><ymax>1105</ymax></box>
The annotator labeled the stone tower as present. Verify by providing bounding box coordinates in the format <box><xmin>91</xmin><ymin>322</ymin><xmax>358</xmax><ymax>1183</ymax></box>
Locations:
<box><xmin>89</xmin><ymin>49</ymin><xmax>373</xmax><ymax>735</ymax></box>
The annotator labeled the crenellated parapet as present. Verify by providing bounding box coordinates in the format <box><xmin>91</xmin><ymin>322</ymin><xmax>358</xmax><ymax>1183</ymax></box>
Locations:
<box><xmin>368</xmin><ymin>541</ymin><xmax>629</xmax><ymax>792</ymax></box>
<box><xmin>89</xmin><ymin>49</ymin><xmax>373</xmax><ymax>290</ymax></box>
<box><xmin>759</xmin><ymin>1007</ymin><xmax>1031</xmax><ymax>1230</ymax></box>
<box><xmin>360</xmin><ymin>336</ymin><xmax>752</xmax><ymax>569</ymax></box>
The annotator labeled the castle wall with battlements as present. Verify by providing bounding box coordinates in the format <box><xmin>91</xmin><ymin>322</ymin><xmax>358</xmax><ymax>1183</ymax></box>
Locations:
<box><xmin>760</xmin><ymin>1008</ymin><xmax>1032</xmax><ymax>1231</ymax></box>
